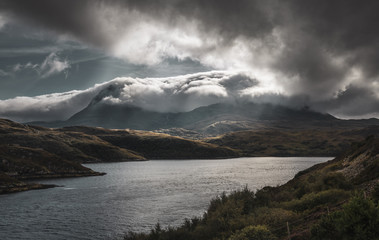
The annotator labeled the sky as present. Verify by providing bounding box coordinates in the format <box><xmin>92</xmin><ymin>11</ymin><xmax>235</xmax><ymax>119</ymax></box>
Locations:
<box><xmin>0</xmin><ymin>0</ymin><xmax>379</xmax><ymax>122</ymax></box>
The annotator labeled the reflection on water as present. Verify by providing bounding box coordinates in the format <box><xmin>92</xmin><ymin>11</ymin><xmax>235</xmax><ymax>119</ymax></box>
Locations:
<box><xmin>0</xmin><ymin>157</ymin><xmax>330</xmax><ymax>240</ymax></box>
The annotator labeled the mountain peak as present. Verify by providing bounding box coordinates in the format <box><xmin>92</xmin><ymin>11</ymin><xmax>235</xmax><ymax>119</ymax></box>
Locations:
<box><xmin>89</xmin><ymin>83</ymin><xmax>125</xmax><ymax>106</ymax></box>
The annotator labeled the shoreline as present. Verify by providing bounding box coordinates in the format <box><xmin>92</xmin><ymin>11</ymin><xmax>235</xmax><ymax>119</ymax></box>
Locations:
<box><xmin>0</xmin><ymin>182</ymin><xmax>57</xmax><ymax>195</ymax></box>
<box><xmin>0</xmin><ymin>171</ymin><xmax>106</xmax><ymax>195</ymax></box>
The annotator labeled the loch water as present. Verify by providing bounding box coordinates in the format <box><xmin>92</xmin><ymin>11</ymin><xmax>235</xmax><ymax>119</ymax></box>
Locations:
<box><xmin>0</xmin><ymin>157</ymin><xmax>330</xmax><ymax>240</ymax></box>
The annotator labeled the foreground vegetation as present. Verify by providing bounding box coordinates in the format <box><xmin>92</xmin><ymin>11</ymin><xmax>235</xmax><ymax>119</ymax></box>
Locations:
<box><xmin>125</xmin><ymin>137</ymin><xmax>379</xmax><ymax>239</ymax></box>
<box><xmin>125</xmin><ymin>189</ymin><xmax>379</xmax><ymax>240</ymax></box>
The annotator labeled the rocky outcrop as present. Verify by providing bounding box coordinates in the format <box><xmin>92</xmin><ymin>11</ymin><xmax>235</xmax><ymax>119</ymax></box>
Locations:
<box><xmin>336</xmin><ymin>136</ymin><xmax>379</xmax><ymax>189</ymax></box>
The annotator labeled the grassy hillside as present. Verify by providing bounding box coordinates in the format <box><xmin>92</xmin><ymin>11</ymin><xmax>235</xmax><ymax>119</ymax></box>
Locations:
<box><xmin>207</xmin><ymin>127</ymin><xmax>379</xmax><ymax>157</ymax></box>
<box><xmin>0</xmin><ymin>119</ymin><xmax>145</xmax><ymax>163</ymax></box>
<box><xmin>58</xmin><ymin>126</ymin><xmax>239</xmax><ymax>159</ymax></box>
<box><xmin>124</xmin><ymin>136</ymin><xmax>379</xmax><ymax>240</ymax></box>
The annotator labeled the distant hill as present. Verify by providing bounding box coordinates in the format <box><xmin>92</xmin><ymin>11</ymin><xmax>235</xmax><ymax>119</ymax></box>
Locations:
<box><xmin>207</xmin><ymin>126</ymin><xmax>379</xmax><ymax>157</ymax></box>
<box><xmin>0</xmin><ymin>118</ymin><xmax>238</xmax><ymax>194</ymax></box>
<box><xmin>56</xmin><ymin>126</ymin><xmax>238</xmax><ymax>160</ymax></box>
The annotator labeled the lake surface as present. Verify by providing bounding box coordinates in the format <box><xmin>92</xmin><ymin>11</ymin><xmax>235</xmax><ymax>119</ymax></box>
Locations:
<box><xmin>0</xmin><ymin>157</ymin><xmax>330</xmax><ymax>240</ymax></box>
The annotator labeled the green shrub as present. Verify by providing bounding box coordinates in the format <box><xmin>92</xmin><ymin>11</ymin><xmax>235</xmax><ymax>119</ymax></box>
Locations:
<box><xmin>282</xmin><ymin>189</ymin><xmax>350</xmax><ymax>212</ymax></box>
<box><xmin>372</xmin><ymin>183</ymin><xmax>379</xmax><ymax>203</ymax></box>
<box><xmin>255</xmin><ymin>186</ymin><xmax>275</xmax><ymax>206</ymax></box>
<box><xmin>293</xmin><ymin>172</ymin><xmax>351</xmax><ymax>199</ymax></box>
<box><xmin>311</xmin><ymin>196</ymin><xmax>379</xmax><ymax>240</ymax></box>
<box><xmin>228</xmin><ymin>225</ymin><xmax>277</xmax><ymax>240</ymax></box>
<box><xmin>252</xmin><ymin>207</ymin><xmax>296</xmax><ymax>227</ymax></box>
<box><xmin>321</xmin><ymin>173</ymin><xmax>352</xmax><ymax>190</ymax></box>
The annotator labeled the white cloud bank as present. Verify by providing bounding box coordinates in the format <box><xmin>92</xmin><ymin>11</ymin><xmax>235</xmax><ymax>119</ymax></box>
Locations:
<box><xmin>1</xmin><ymin>71</ymin><xmax>379</xmax><ymax>123</ymax></box>
<box><xmin>0</xmin><ymin>71</ymin><xmax>275</xmax><ymax>122</ymax></box>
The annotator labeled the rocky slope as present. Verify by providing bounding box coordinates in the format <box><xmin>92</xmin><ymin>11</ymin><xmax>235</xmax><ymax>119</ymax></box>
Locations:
<box><xmin>335</xmin><ymin>135</ymin><xmax>379</xmax><ymax>188</ymax></box>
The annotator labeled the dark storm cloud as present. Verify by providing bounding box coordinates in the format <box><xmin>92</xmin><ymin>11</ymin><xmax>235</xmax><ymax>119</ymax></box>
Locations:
<box><xmin>282</xmin><ymin>0</ymin><xmax>379</xmax><ymax>82</ymax></box>
<box><xmin>272</xmin><ymin>38</ymin><xmax>349</xmax><ymax>98</ymax></box>
<box><xmin>2</xmin><ymin>1</ymin><xmax>378</xmax><ymax>73</ymax></box>
<box><xmin>220</xmin><ymin>74</ymin><xmax>259</xmax><ymax>92</ymax></box>
<box><xmin>1</xmin><ymin>0</ymin><xmax>379</xmax><ymax>118</ymax></box>
<box><xmin>313</xmin><ymin>85</ymin><xmax>379</xmax><ymax>118</ymax></box>
<box><xmin>0</xmin><ymin>0</ymin><xmax>275</xmax><ymax>50</ymax></box>
<box><xmin>287</xmin><ymin>0</ymin><xmax>379</xmax><ymax>52</ymax></box>
<box><xmin>0</xmin><ymin>0</ymin><xmax>111</xmax><ymax>47</ymax></box>
<box><xmin>133</xmin><ymin>0</ymin><xmax>275</xmax><ymax>40</ymax></box>
<box><xmin>0</xmin><ymin>0</ymin><xmax>277</xmax><ymax>58</ymax></box>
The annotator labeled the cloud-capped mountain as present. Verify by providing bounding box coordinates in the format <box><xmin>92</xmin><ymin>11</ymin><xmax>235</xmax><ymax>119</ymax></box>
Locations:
<box><xmin>30</xmin><ymin>82</ymin><xmax>342</xmax><ymax>134</ymax></box>
<box><xmin>2</xmin><ymin>70</ymin><xmax>379</xmax><ymax>128</ymax></box>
